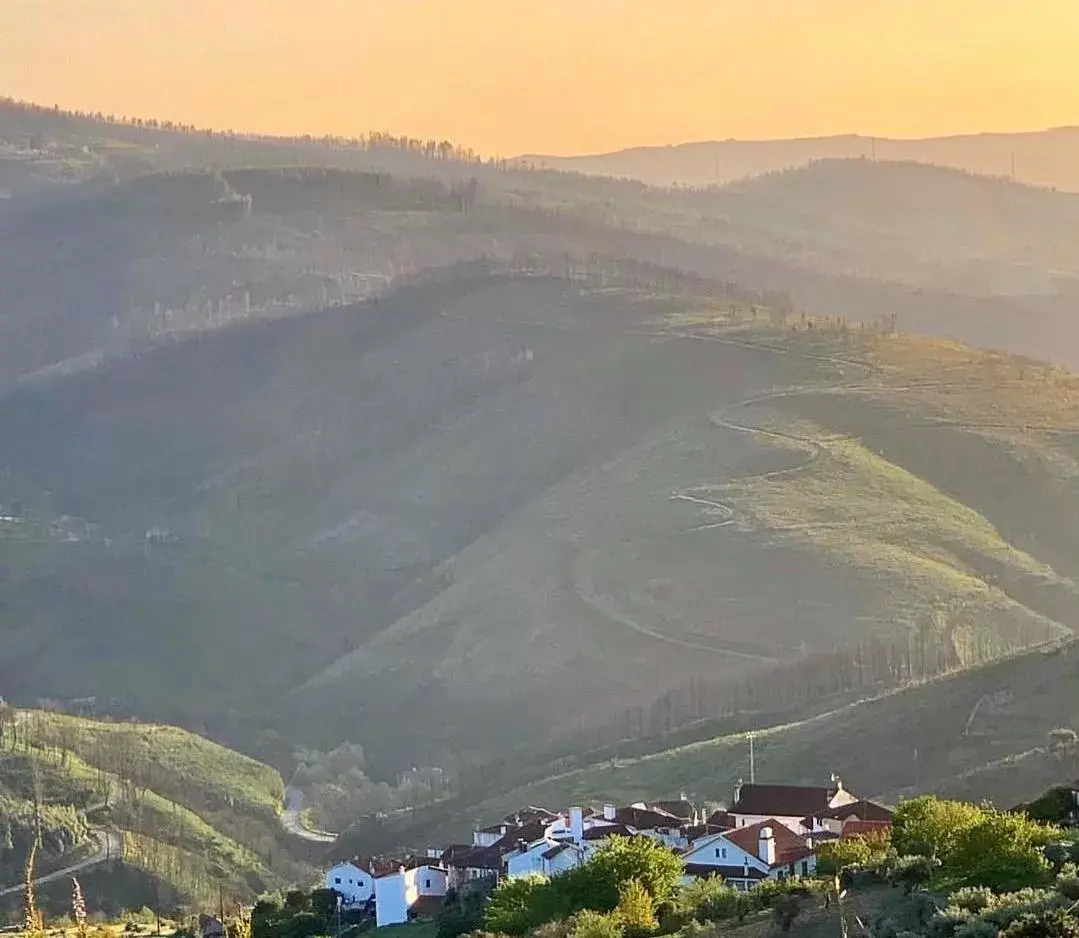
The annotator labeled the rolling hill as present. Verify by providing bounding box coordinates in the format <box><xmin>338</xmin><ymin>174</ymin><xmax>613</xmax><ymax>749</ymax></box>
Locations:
<box><xmin>4</xmin><ymin>261</ymin><xmax>1079</xmax><ymax>793</ymax></box>
<box><xmin>0</xmin><ymin>709</ymin><xmax>303</xmax><ymax>916</ymax></box>
<box><xmin>520</xmin><ymin>126</ymin><xmax>1079</xmax><ymax>191</ymax></box>
<box><xmin>7</xmin><ymin>103</ymin><xmax>1079</xmax><ymax>843</ymax></box>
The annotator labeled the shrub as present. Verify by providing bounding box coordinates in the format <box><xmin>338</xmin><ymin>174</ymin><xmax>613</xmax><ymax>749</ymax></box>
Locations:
<box><xmin>672</xmin><ymin>877</ymin><xmax>741</xmax><ymax>924</ymax></box>
<box><xmin>615</xmin><ymin>880</ymin><xmax>656</xmax><ymax>936</ymax></box>
<box><xmin>772</xmin><ymin>895</ymin><xmax>801</xmax><ymax>933</ymax></box>
<box><xmin>572</xmin><ymin>911</ymin><xmax>622</xmax><ymax>938</ymax></box>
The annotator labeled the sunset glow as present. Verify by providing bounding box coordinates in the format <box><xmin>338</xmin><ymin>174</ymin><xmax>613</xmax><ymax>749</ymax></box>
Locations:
<box><xmin>3</xmin><ymin>0</ymin><xmax>1078</xmax><ymax>155</ymax></box>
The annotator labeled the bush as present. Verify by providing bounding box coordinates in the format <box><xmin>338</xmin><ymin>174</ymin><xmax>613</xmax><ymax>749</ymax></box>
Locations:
<box><xmin>817</xmin><ymin>830</ymin><xmax>892</xmax><ymax>875</ymax></box>
<box><xmin>949</xmin><ymin>888</ymin><xmax>994</xmax><ymax>914</ymax></box>
<box><xmin>772</xmin><ymin>895</ymin><xmax>801</xmax><ymax>933</ymax></box>
<box><xmin>616</xmin><ymin>880</ymin><xmax>656</xmax><ymax>936</ymax></box>
<box><xmin>672</xmin><ymin>877</ymin><xmax>742</xmax><ymax>925</ymax></box>
<box><xmin>572</xmin><ymin>911</ymin><xmax>622</xmax><ymax>938</ymax></box>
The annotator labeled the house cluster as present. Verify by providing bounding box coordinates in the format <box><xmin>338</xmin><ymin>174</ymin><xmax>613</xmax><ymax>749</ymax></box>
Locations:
<box><xmin>324</xmin><ymin>778</ymin><xmax>893</xmax><ymax>928</ymax></box>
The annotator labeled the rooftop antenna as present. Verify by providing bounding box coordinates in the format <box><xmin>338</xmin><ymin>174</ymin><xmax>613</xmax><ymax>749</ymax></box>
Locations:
<box><xmin>748</xmin><ymin>732</ymin><xmax>756</xmax><ymax>784</ymax></box>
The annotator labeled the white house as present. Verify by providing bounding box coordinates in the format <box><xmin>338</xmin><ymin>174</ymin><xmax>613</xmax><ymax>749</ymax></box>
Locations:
<box><xmin>325</xmin><ymin>861</ymin><xmax>375</xmax><ymax>907</ymax></box>
<box><xmin>729</xmin><ymin>780</ymin><xmax>858</xmax><ymax>835</ymax></box>
<box><xmin>374</xmin><ymin>864</ymin><xmax>450</xmax><ymax>927</ymax></box>
<box><xmin>682</xmin><ymin>819</ymin><xmax>817</xmax><ymax>891</ymax></box>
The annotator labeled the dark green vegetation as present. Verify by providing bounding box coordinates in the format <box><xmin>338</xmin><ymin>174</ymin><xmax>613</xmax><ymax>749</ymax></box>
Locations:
<box><xmin>0</xmin><ymin>708</ymin><xmax>304</xmax><ymax>917</ymax></box>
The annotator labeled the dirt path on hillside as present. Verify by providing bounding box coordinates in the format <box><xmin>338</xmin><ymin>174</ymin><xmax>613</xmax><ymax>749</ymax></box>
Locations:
<box><xmin>281</xmin><ymin>785</ymin><xmax>337</xmax><ymax>843</ymax></box>
<box><xmin>0</xmin><ymin>829</ymin><xmax>120</xmax><ymax>897</ymax></box>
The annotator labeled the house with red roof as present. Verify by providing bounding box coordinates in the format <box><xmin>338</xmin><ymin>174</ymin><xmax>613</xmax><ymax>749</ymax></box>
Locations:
<box><xmin>729</xmin><ymin>778</ymin><xmax>859</xmax><ymax>835</ymax></box>
<box><xmin>681</xmin><ymin>819</ymin><xmax>817</xmax><ymax>890</ymax></box>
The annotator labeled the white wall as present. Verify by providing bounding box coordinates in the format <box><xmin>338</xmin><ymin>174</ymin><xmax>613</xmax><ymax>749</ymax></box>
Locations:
<box><xmin>506</xmin><ymin>842</ymin><xmax>549</xmax><ymax>878</ymax></box>
<box><xmin>326</xmin><ymin>863</ymin><xmax>375</xmax><ymax>906</ymax></box>
<box><xmin>415</xmin><ymin>866</ymin><xmax>449</xmax><ymax>897</ymax></box>
<box><xmin>684</xmin><ymin>834</ymin><xmax>764</xmax><ymax>874</ymax></box>
<box><xmin>375</xmin><ymin>874</ymin><xmax>409</xmax><ymax>928</ymax></box>
<box><xmin>730</xmin><ymin>813</ymin><xmax>810</xmax><ymax>835</ymax></box>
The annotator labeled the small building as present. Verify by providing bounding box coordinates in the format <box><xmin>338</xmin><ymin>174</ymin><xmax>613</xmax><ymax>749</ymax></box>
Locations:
<box><xmin>325</xmin><ymin>860</ymin><xmax>376</xmax><ymax>906</ymax></box>
<box><xmin>374</xmin><ymin>863</ymin><xmax>450</xmax><ymax>928</ymax></box>
<box><xmin>681</xmin><ymin>819</ymin><xmax>817</xmax><ymax>890</ymax></box>
<box><xmin>730</xmin><ymin>779</ymin><xmax>858</xmax><ymax>835</ymax></box>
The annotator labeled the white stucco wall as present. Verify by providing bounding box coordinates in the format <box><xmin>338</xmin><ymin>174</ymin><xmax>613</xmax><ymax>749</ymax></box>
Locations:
<box><xmin>326</xmin><ymin>863</ymin><xmax>375</xmax><ymax>906</ymax></box>
<box><xmin>374</xmin><ymin>873</ymin><xmax>409</xmax><ymax>928</ymax></box>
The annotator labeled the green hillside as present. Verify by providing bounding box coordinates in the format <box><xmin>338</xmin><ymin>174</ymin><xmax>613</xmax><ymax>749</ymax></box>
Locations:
<box><xmin>329</xmin><ymin>315</ymin><xmax>1079</xmax><ymax>852</ymax></box>
<box><xmin>0</xmin><ymin>709</ymin><xmax>301</xmax><ymax>916</ymax></box>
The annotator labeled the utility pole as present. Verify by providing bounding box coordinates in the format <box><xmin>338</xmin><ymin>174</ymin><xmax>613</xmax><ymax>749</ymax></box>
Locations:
<box><xmin>870</xmin><ymin>137</ymin><xmax>876</xmax><ymax>161</ymax></box>
<box><xmin>1010</xmin><ymin>151</ymin><xmax>1017</xmax><ymax>181</ymax></box>
<box><xmin>748</xmin><ymin>733</ymin><xmax>756</xmax><ymax>784</ymax></box>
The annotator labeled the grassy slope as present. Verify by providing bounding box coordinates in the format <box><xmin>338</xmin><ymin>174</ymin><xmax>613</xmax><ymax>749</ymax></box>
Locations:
<box><xmin>352</xmin><ymin>319</ymin><xmax>1079</xmax><ymax>846</ymax></box>
<box><xmin>0</xmin><ymin>711</ymin><xmax>297</xmax><ymax>908</ymax></box>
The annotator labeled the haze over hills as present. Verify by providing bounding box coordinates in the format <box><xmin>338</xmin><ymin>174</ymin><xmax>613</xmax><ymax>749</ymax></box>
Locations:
<box><xmin>520</xmin><ymin>127</ymin><xmax>1079</xmax><ymax>191</ymax></box>
<box><xmin>7</xmin><ymin>100</ymin><xmax>1079</xmax><ymax>874</ymax></box>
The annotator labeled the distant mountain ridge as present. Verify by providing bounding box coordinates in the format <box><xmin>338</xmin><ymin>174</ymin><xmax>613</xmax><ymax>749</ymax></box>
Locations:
<box><xmin>519</xmin><ymin>127</ymin><xmax>1079</xmax><ymax>191</ymax></box>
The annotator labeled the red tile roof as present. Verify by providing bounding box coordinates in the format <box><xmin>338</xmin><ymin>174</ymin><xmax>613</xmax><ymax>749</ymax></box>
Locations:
<box><xmin>647</xmin><ymin>800</ymin><xmax>697</xmax><ymax>821</ymax></box>
<box><xmin>683</xmin><ymin>823</ymin><xmax>733</xmax><ymax>842</ymax></box>
<box><xmin>616</xmin><ymin>806</ymin><xmax>680</xmax><ymax>830</ymax></box>
<box><xmin>707</xmin><ymin>810</ymin><xmax>736</xmax><ymax>828</ymax></box>
<box><xmin>732</xmin><ymin>784</ymin><xmax>847</xmax><ymax>818</ymax></box>
<box><xmin>842</xmin><ymin>819</ymin><xmax>892</xmax><ymax>839</ymax></box>
<box><xmin>725</xmin><ymin>819</ymin><xmax>815</xmax><ymax>869</ymax></box>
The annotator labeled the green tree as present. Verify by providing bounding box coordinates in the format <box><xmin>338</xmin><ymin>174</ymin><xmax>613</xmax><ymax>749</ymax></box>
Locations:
<box><xmin>484</xmin><ymin>875</ymin><xmax>552</xmax><ymax>935</ymax></box>
<box><xmin>569</xmin><ymin>836</ymin><xmax>684</xmax><ymax>911</ymax></box>
<box><xmin>948</xmin><ymin>811</ymin><xmax>1057</xmax><ymax>892</ymax></box>
<box><xmin>892</xmin><ymin>795</ymin><xmax>983</xmax><ymax>862</ymax></box>
<box><xmin>816</xmin><ymin>830</ymin><xmax>892</xmax><ymax>875</ymax></box>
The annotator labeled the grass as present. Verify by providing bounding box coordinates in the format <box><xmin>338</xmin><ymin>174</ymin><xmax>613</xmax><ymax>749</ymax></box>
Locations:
<box><xmin>0</xmin><ymin>711</ymin><xmax>298</xmax><ymax>910</ymax></box>
<box><xmin>18</xmin><ymin>711</ymin><xmax>285</xmax><ymax>818</ymax></box>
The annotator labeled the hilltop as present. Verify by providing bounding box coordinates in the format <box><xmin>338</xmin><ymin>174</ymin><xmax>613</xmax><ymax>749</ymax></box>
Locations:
<box><xmin>0</xmin><ymin>708</ymin><xmax>303</xmax><ymax>917</ymax></box>
<box><xmin>520</xmin><ymin>126</ymin><xmax>1079</xmax><ymax>191</ymax></box>
<box><xmin>5</xmin><ymin>103</ymin><xmax>1079</xmax><ymax>381</ymax></box>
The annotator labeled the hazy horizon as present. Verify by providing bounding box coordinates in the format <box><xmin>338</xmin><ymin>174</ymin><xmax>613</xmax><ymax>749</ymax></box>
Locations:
<box><xmin>4</xmin><ymin>0</ymin><xmax>1079</xmax><ymax>156</ymax></box>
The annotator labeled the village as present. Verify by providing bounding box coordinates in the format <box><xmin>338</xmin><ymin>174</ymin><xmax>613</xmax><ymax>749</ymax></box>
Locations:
<box><xmin>324</xmin><ymin>777</ymin><xmax>894</xmax><ymax>928</ymax></box>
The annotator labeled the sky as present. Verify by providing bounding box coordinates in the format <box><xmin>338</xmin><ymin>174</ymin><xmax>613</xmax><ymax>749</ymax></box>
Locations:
<box><xmin>2</xmin><ymin>0</ymin><xmax>1078</xmax><ymax>156</ymax></box>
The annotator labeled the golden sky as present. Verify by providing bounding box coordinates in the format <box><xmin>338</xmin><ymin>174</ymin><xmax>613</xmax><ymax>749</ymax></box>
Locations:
<box><xmin>2</xmin><ymin>0</ymin><xmax>1078</xmax><ymax>155</ymax></box>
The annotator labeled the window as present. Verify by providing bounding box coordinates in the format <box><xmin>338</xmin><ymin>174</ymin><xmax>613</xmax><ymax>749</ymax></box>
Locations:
<box><xmin>722</xmin><ymin>847</ymin><xmax>727</xmax><ymax>859</ymax></box>
<box><xmin>425</xmin><ymin>879</ymin><xmax>431</xmax><ymax>888</ymax></box>
<box><xmin>334</xmin><ymin>878</ymin><xmax>341</xmax><ymax>885</ymax></box>
<box><xmin>801</xmin><ymin>861</ymin><xmax>809</xmax><ymax>876</ymax></box>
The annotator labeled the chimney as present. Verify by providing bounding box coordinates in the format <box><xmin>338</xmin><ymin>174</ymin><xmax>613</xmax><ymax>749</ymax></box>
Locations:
<box><xmin>603</xmin><ymin>804</ymin><xmax>617</xmax><ymax>822</ymax></box>
<box><xmin>570</xmin><ymin>806</ymin><xmax>584</xmax><ymax>842</ymax></box>
<box><xmin>758</xmin><ymin>826</ymin><xmax>776</xmax><ymax>866</ymax></box>
<box><xmin>733</xmin><ymin>778</ymin><xmax>744</xmax><ymax>806</ymax></box>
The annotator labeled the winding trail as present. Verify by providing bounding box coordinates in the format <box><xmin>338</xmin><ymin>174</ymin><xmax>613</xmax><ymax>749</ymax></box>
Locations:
<box><xmin>281</xmin><ymin>785</ymin><xmax>337</xmax><ymax>844</ymax></box>
<box><xmin>0</xmin><ymin>830</ymin><xmax>121</xmax><ymax>897</ymax></box>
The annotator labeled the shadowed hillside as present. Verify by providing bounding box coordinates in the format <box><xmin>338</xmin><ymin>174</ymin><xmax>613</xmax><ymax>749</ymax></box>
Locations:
<box><xmin>4</xmin><ymin>264</ymin><xmax>1079</xmax><ymax>801</ymax></box>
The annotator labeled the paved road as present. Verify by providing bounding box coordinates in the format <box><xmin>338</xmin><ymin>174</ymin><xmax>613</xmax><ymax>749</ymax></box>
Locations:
<box><xmin>0</xmin><ymin>830</ymin><xmax>121</xmax><ymax>897</ymax></box>
<box><xmin>281</xmin><ymin>786</ymin><xmax>337</xmax><ymax>844</ymax></box>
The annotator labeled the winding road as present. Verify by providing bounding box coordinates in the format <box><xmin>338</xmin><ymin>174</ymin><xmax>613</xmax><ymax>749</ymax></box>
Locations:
<box><xmin>0</xmin><ymin>830</ymin><xmax>121</xmax><ymax>898</ymax></box>
<box><xmin>281</xmin><ymin>786</ymin><xmax>337</xmax><ymax>843</ymax></box>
